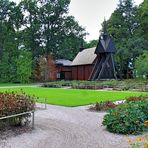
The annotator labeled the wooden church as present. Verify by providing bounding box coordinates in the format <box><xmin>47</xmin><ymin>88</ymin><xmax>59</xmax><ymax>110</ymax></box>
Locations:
<box><xmin>54</xmin><ymin>20</ymin><xmax>117</xmax><ymax>81</ymax></box>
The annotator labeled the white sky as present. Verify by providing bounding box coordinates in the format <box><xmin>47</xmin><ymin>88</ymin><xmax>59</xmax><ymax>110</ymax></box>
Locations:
<box><xmin>13</xmin><ymin>0</ymin><xmax>144</xmax><ymax>42</ymax></box>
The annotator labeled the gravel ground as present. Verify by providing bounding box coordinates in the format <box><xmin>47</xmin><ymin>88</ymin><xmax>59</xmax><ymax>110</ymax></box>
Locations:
<box><xmin>0</xmin><ymin>104</ymin><xmax>147</xmax><ymax>148</ymax></box>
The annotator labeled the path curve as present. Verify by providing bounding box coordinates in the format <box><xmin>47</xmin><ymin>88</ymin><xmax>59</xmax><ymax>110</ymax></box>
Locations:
<box><xmin>0</xmin><ymin>104</ymin><xmax>147</xmax><ymax>148</ymax></box>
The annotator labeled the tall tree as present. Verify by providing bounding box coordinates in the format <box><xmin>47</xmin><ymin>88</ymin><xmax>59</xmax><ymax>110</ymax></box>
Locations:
<box><xmin>19</xmin><ymin>0</ymin><xmax>86</xmax><ymax>60</ymax></box>
<box><xmin>0</xmin><ymin>0</ymin><xmax>19</xmax><ymax>82</ymax></box>
<box><xmin>106</xmin><ymin>0</ymin><xmax>144</xmax><ymax>78</ymax></box>
<box><xmin>0</xmin><ymin>0</ymin><xmax>86</xmax><ymax>82</ymax></box>
<box><xmin>136</xmin><ymin>0</ymin><xmax>148</xmax><ymax>42</ymax></box>
<box><xmin>19</xmin><ymin>0</ymin><xmax>41</xmax><ymax>58</ymax></box>
<box><xmin>38</xmin><ymin>0</ymin><xmax>86</xmax><ymax>59</ymax></box>
<box><xmin>58</xmin><ymin>16</ymin><xmax>86</xmax><ymax>60</ymax></box>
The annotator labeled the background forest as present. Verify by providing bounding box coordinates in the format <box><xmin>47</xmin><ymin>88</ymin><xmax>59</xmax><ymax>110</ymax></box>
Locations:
<box><xmin>0</xmin><ymin>0</ymin><xmax>147</xmax><ymax>83</ymax></box>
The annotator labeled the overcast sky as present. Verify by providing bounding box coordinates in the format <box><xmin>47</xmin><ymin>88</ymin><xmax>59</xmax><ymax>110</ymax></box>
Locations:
<box><xmin>13</xmin><ymin>0</ymin><xmax>144</xmax><ymax>41</ymax></box>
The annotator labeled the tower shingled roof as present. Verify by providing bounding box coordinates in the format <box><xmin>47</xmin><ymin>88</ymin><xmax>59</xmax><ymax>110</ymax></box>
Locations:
<box><xmin>95</xmin><ymin>20</ymin><xmax>116</xmax><ymax>54</ymax></box>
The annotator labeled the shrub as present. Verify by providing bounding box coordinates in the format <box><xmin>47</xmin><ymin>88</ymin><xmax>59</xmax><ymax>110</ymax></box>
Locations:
<box><xmin>42</xmin><ymin>83</ymin><xmax>62</xmax><ymax>88</ymax></box>
<box><xmin>41</xmin><ymin>80</ymin><xmax>147</xmax><ymax>92</ymax></box>
<box><xmin>103</xmin><ymin>100</ymin><xmax>148</xmax><ymax>134</ymax></box>
<box><xmin>126</xmin><ymin>96</ymin><xmax>148</xmax><ymax>102</ymax></box>
<box><xmin>89</xmin><ymin>101</ymin><xmax>117</xmax><ymax>111</ymax></box>
<box><xmin>0</xmin><ymin>92</ymin><xmax>35</xmax><ymax>128</ymax></box>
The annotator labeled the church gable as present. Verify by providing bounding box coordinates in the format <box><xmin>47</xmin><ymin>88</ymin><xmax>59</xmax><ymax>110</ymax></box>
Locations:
<box><xmin>71</xmin><ymin>47</ymin><xmax>97</xmax><ymax>66</ymax></box>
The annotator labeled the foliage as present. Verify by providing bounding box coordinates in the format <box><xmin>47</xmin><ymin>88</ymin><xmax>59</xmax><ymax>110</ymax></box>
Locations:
<box><xmin>106</xmin><ymin>0</ymin><xmax>147</xmax><ymax>78</ymax></box>
<box><xmin>89</xmin><ymin>101</ymin><xmax>117</xmax><ymax>111</ymax></box>
<box><xmin>0</xmin><ymin>0</ymin><xmax>19</xmax><ymax>82</ymax></box>
<box><xmin>18</xmin><ymin>0</ymin><xmax>86</xmax><ymax>59</ymax></box>
<box><xmin>0</xmin><ymin>92</ymin><xmax>35</xmax><ymax>117</ymax></box>
<box><xmin>0</xmin><ymin>51</ymin><xmax>18</xmax><ymax>83</ymax></box>
<box><xmin>0</xmin><ymin>50</ymin><xmax>32</xmax><ymax>83</ymax></box>
<box><xmin>43</xmin><ymin>83</ymin><xmax>62</xmax><ymax>88</ymax></box>
<box><xmin>0</xmin><ymin>0</ymin><xmax>147</xmax><ymax>82</ymax></box>
<box><xmin>42</xmin><ymin>79</ymin><xmax>147</xmax><ymax>91</ymax></box>
<box><xmin>103</xmin><ymin>100</ymin><xmax>148</xmax><ymax>134</ymax></box>
<box><xmin>0</xmin><ymin>92</ymin><xmax>35</xmax><ymax>128</ymax></box>
<box><xmin>137</xmin><ymin>0</ymin><xmax>148</xmax><ymax>41</ymax></box>
<box><xmin>135</xmin><ymin>51</ymin><xmax>148</xmax><ymax>79</ymax></box>
<box><xmin>127</xmin><ymin>137</ymin><xmax>148</xmax><ymax>148</ymax></box>
<box><xmin>37</xmin><ymin>56</ymin><xmax>49</xmax><ymax>82</ymax></box>
<box><xmin>126</xmin><ymin>96</ymin><xmax>148</xmax><ymax>102</ymax></box>
<box><xmin>0</xmin><ymin>0</ymin><xmax>86</xmax><ymax>83</ymax></box>
<box><xmin>16</xmin><ymin>51</ymin><xmax>32</xmax><ymax>83</ymax></box>
<box><xmin>85</xmin><ymin>40</ymin><xmax>98</xmax><ymax>48</ymax></box>
<box><xmin>0</xmin><ymin>52</ymin><xmax>11</xmax><ymax>82</ymax></box>
<box><xmin>0</xmin><ymin>87</ymin><xmax>147</xmax><ymax>107</ymax></box>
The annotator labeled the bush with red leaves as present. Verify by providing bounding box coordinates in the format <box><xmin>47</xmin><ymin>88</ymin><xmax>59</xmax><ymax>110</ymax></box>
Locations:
<box><xmin>89</xmin><ymin>101</ymin><xmax>117</xmax><ymax>111</ymax></box>
<box><xmin>0</xmin><ymin>92</ymin><xmax>35</xmax><ymax>128</ymax></box>
<box><xmin>126</xmin><ymin>96</ymin><xmax>148</xmax><ymax>102</ymax></box>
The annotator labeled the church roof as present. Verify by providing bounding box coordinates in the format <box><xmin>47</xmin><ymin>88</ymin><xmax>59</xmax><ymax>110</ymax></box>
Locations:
<box><xmin>71</xmin><ymin>47</ymin><xmax>97</xmax><ymax>66</ymax></box>
<box><xmin>55</xmin><ymin>59</ymin><xmax>72</xmax><ymax>66</ymax></box>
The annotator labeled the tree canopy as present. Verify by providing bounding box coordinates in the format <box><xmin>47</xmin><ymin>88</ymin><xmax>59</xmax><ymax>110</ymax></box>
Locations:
<box><xmin>106</xmin><ymin>0</ymin><xmax>147</xmax><ymax>78</ymax></box>
<box><xmin>0</xmin><ymin>0</ymin><xmax>86</xmax><ymax>82</ymax></box>
<box><xmin>0</xmin><ymin>0</ymin><xmax>147</xmax><ymax>82</ymax></box>
<box><xmin>135</xmin><ymin>51</ymin><xmax>148</xmax><ymax>79</ymax></box>
<box><xmin>85</xmin><ymin>0</ymin><xmax>147</xmax><ymax>79</ymax></box>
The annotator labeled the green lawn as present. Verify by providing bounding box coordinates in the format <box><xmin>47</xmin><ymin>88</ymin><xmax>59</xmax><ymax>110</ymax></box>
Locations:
<box><xmin>0</xmin><ymin>87</ymin><xmax>147</xmax><ymax>107</ymax></box>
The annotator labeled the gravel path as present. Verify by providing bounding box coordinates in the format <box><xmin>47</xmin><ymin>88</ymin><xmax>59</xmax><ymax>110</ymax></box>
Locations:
<box><xmin>0</xmin><ymin>104</ymin><xmax>147</xmax><ymax>148</ymax></box>
<box><xmin>0</xmin><ymin>85</ymin><xmax>40</xmax><ymax>88</ymax></box>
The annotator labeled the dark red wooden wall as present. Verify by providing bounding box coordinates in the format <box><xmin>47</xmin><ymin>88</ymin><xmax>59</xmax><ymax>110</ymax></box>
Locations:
<box><xmin>55</xmin><ymin>64</ymin><xmax>94</xmax><ymax>81</ymax></box>
<box><xmin>56</xmin><ymin>65</ymin><xmax>72</xmax><ymax>80</ymax></box>
<box><xmin>71</xmin><ymin>65</ymin><xmax>93</xmax><ymax>80</ymax></box>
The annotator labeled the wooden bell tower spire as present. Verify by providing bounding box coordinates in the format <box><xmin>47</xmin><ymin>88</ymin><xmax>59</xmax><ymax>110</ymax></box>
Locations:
<box><xmin>89</xmin><ymin>19</ymin><xmax>117</xmax><ymax>80</ymax></box>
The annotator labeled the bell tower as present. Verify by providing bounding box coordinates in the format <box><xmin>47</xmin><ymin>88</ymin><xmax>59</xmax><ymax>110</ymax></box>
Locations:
<box><xmin>89</xmin><ymin>20</ymin><xmax>117</xmax><ymax>80</ymax></box>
